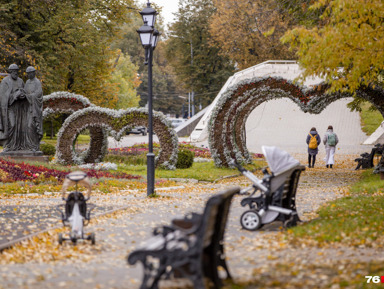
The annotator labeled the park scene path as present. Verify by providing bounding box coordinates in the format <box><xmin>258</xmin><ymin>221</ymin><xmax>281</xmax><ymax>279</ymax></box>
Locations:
<box><xmin>0</xmin><ymin>98</ymin><xmax>380</xmax><ymax>288</ymax></box>
<box><xmin>0</xmin><ymin>154</ymin><xmax>375</xmax><ymax>289</ymax></box>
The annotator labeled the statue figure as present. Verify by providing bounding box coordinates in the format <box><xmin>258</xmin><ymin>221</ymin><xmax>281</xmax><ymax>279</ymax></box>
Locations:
<box><xmin>0</xmin><ymin>64</ymin><xmax>25</xmax><ymax>145</ymax></box>
<box><xmin>0</xmin><ymin>64</ymin><xmax>43</xmax><ymax>153</ymax></box>
<box><xmin>24</xmin><ymin>66</ymin><xmax>43</xmax><ymax>150</ymax></box>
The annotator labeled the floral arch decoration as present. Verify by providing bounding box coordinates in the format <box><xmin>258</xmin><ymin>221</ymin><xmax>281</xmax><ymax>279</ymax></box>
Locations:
<box><xmin>43</xmin><ymin>91</ymin><xmax>93</xmax><ymax>119</ymax></box>
<box><xmin>55</xmin><ymin>107</ymin><xmax>178</xmax><ymax>169</ymax></box>
<box><xmin>208</xmin><ymin>76</ymin><xmax>384</xmax><ymax>167</ymax></box>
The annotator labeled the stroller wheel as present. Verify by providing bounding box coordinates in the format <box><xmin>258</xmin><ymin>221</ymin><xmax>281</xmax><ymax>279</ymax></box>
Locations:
<box><xmin>240</xmin><ymin>210</ymin><xmax>261</xmax><ymax>231</ymax></box>
<box><xmin>90</xmin><ymin>233</ymin><xmax>96</xmax><ymax>245</ymax></box>
<box><xmin>58</xmin><ymin>233</ymin><xmax>63</xmax><ymax>245</ymax></box>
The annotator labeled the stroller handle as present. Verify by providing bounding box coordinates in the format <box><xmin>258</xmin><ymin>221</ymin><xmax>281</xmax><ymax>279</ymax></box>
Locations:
<box><xmin>230</xmin><ymin>159</ymin><xmax>269</xmax><ymax>192</ymax></box>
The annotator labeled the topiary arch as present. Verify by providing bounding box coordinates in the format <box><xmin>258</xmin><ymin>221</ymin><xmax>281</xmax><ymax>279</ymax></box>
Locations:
<box><xmin>208</xmin><ymin>77</ymin><xmax>384</xmax><ymax>167</ymax></box>
<box><xmin>55</xmin><ymin>107</ymin><xmax>178</xmax><ymax>169</ymax></box>
<box><xmin>43</xmin><ymin>91</ymin><xmax>93</xmax><ymax>119</ymax></box>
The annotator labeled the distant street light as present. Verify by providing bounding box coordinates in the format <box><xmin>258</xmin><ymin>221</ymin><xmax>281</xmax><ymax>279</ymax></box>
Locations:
<box><xmin>137</xmin><ymin>1</ymin><xmax>160</xmax><ymax>196</ymax></box>
<box><xmin>178</xmin><ymin>95</ymin><xmax>189</xmax><ymax>118</ymax></box>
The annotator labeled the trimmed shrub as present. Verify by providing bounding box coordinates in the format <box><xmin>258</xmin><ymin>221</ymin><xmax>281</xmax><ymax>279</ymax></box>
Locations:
<box><xmin>176</xmin><ymin>149</ymin><xmax>194</xmax><ymax>169</ymax></box>
<box><xmin>40</xmin><ymin>143</ymin><xmax>56</xmax><ymax>156</ymax></box>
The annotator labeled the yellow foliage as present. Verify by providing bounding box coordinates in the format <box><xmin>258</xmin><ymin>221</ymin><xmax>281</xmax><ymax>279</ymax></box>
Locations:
<box><xmin>282</xmin><ymin>0</ymin><xmax>384</xmax><ymax>92</ymax></box>
<box><xmin>209</xmin><ymin>0</ymin><xmax>297</xmax><ymax>69</ymax></box>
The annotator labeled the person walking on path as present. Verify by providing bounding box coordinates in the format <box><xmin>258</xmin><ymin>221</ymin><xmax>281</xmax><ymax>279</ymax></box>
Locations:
<box><xmin>306</xmin><ymin>127</ymin><xmax>321</xmax><ymax>168</ymax></box>
<box><xmin>323</xmin><ymin>125</ymin><xmax>339</xmax><ymax>168</ymax></box>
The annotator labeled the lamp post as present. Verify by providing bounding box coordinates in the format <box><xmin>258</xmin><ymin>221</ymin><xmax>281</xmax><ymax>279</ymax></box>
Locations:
<box><xmin>137</xmin><ymin>1</ymin><xmax>160</xmax><ymax>196</ymax></box>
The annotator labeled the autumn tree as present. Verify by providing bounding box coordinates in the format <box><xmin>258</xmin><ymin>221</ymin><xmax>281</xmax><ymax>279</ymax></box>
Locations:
<box><xmin>209</xmin><ymin>0</ymin><xmax>297</xmax><ymax>70</ymax></box>
<box><xmin>0</xmin><ymin>0</ymin><xmax>136</xmax><ymax>108</ymax></box>
<box><xmin>275</xmin><ymin>0</ymin><xmax>325</xmax><ymax>27</ymax></box>
<box><xmin>281</xmin><ymin>0</ymin><xmax>384</xmax><ymax>94</ymax></box>
<box><xmin>165</xmin><ymin>0</ymin><xmax>235</xmax><ymax>106</ymax></box>
<box><xmin>110</xmin><ymin>52</ymin><xmax>141</xmax><ymax>109</ymax></box>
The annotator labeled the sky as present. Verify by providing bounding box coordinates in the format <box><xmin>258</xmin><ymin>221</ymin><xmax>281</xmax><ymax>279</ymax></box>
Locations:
<box><xmin>151</xmin><ymin>0</ymin><xmax>179</xmax><ymax>25</ymax></box>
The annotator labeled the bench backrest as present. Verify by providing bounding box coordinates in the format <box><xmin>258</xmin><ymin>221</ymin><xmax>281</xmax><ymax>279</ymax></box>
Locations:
<box><xmin>280</xmin><ymin>166</ymin><xmax>305</xmax><ymax>210</ymax></box>
<box><xmin>198</xmin><ymin>187</ymin><xmax>240</xmax><ymax>249</ymax></box>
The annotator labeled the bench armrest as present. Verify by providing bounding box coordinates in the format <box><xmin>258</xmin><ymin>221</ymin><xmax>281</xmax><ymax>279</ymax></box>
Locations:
<box><xmin>153</xmin><ymin>213</ymin><xmax>202</xmax><ymax>237</ymax></box>
<box><xmin>184</xmin><ymin>212</ymin><xmax>202</xmax><ymax>222</ymax></box>
<box><xmin>172</xmin><ymin>211</ymin><xmax>201</xmax><ymax>226</ymax></box>
<box><xmin>153</xmin><ymin>225</ymin><xmax>175</xmax><ymax>236</ymax></box>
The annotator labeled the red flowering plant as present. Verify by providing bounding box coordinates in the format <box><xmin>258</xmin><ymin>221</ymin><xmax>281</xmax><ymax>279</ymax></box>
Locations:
<box><xmin>0</xmin><ymin>159</ymin><xmax>140</xmax><ymax>184</ymax></box>
<box><xmin>108</xmin><ymin>142</ymin><xmax>211</xmax><ymax>159</ymax></box>
<box><xmin>179</xmin><ymin>142</ymin><xmax>211</xmax><ymax>158</ymax></box>
<box><xmin>108</xmin><ymin>143</ymin><xmax>161</xmax><ymax>156</ymax></box>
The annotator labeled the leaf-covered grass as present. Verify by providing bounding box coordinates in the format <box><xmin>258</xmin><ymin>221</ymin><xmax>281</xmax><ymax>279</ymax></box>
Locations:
<box><xmin>360</xmin><ymin>102</ymin><xmax>383</xmax><ymax>135</ymax></box>
<box><xmin>117</xmin><ymin>161</ymin><xmax>265</xmax><ymax>182</ymax></box>
<box><xmin>224</xmin><ymin>261</ymin><xmax>384</xmax><ymax>288</ymax></box>
<box><xmin>288</xmin><ymin>169</ymin><xmax>384</xmax><ymax>246</ymax></box>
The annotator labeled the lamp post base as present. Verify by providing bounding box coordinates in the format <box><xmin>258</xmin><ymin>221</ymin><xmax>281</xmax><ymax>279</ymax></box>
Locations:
<box><xmin>147</xmin><ymin>153</ymin><xmax>155</xmax><ymax>196</ymax></box>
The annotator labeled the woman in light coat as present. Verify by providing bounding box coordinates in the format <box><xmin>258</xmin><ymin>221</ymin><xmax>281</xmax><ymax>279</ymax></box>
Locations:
<box><xmin>323</xmin><ymin>125</ymin><xmax>339</xmax><ymax>168</ymax></box>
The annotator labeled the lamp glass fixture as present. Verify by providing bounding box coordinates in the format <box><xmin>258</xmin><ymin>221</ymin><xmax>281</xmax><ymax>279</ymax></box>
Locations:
<box><xmin>151</xmin><ymin>29</ymin><xmax>160</xmax><ymax>48</ymax></box>
<box><xmin>140</xmin><ymin>2</ymin><xmax>158</xmax><ymax>27</ymax></box>
<box><xmin>137</xmin><ymin>21</ymin><xmax>153</xmax><ymax>47</ymax></box>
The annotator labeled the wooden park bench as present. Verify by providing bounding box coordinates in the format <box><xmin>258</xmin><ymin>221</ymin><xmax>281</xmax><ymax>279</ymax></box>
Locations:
<box><xmin>355</xmin><ymin>143</ymin><xmax>384</xmax><ymax>170</ymax></box>
<box><xmin>127</xmin><ymin>186</ymin><xmax>240</xmax><ymax>289</ymax></box>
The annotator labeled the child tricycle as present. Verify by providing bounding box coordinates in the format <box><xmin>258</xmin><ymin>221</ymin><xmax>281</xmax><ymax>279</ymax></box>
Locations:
<box><xmin>56</xmin><ymin>171</ymin><xmax>96</xmax><ymax>244</ymax></box>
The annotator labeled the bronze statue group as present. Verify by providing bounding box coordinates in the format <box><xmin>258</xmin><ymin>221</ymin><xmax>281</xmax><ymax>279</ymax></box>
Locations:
<box><xmin>0</xmin><ymin>64</ymin><xmax>43</xmax><ymax>155</ymax></box>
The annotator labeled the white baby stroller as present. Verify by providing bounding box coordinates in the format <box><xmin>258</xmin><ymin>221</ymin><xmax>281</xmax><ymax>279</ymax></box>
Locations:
<box><xmin>56</xmin><ymin>171</ymin><xmax>96</xmax><ymax>244</ymax></box>
<box><xmin>232</xmin><ymin>146</ymin><xmax>305</xmax><ymax>231</ymax></box>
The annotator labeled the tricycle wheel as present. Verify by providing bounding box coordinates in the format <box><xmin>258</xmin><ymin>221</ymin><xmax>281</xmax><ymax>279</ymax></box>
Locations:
<box><xmin>240</xmin><ymin>210</ymin><xmax>262</xmax><ymax>231</ymax></box>
<box><xmin>58</xmin><ymin>233</ymin><xmax>63</xmax><ymax>245</ymax></box>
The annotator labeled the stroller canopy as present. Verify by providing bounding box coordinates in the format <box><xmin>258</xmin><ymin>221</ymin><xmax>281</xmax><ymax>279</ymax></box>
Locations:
<box><xmin>261</xmin><ymin>146</ymin><xmax>301</xmax><ymax>175</ymax></box>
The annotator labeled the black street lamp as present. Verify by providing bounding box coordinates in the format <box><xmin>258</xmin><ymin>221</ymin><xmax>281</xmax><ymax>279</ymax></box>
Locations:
<box><xmin>137</xmin><ymin>1</ymin><xmax>160</xmax><ymax>196</ymax></box>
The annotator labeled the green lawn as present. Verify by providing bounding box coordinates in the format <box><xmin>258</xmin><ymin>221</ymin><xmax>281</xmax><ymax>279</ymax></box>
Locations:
<box><xmin>288</xmin><ymin>169</ymin><xmax>384</xmax><ymax>246</ymax></box>
<box><xmin>360</xmin><ymin>102</ymin><xmax>383</xmax><ymax>135</ymax></box>
<box><xmin>41</xmin><ymin>134</ymin><xmax>90</xmax><ymax>146</ymax></box>
<box><xmin>117</xmin><ymin>161</ymin><xmax>264</xmax><ymax>182</ymax></box>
